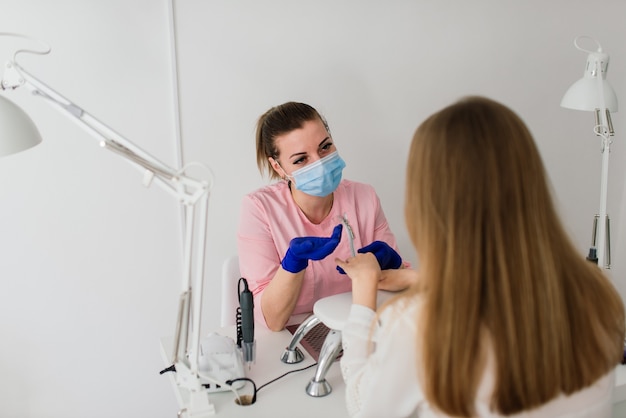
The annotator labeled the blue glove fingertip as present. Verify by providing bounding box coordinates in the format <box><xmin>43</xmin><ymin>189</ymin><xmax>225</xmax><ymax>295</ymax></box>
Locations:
<box><xmin>332</xmin><ymin>223</ymin><xmax>343</xmax><ymax>240</ymax></box>
<box><xmin>357</xmin><ymin>241</ymin><xmax>380</xmax><ymax>254</ymax></box>
<box><xmin>357</xmin><ymin>241</ymin><xmax>402</xmax><ymax>270</ymax></box>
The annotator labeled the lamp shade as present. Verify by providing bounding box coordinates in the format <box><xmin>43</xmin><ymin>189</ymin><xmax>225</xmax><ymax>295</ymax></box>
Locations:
<box><xmin>561</xmin><ymin>51</ymin><xmax>618</xmax><ymax>112</ymax></box>
<box><xmin>0</xmin><ymin>94</ymin><xmax>42</xmax><ymax>157</ymax></box>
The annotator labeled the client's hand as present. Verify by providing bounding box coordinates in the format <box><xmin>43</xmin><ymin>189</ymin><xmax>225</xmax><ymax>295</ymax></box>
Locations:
<box><xmin>337</xmin><ymin>240</ymin><xmax>402</xmax><ymax>274</ymax></box>
<box><xmin>335</xmin><ymin>253</ymin><xmax>380</xmax><ymax>310</ymax></box>
<box><xmin>281</xmin><ymin>224</ymin><xmax>343</xmax><ymax>273</ymax></box>
<box><xmin>377</xmin><ymin>268</ymin><xmax>419</xmax><ymax>292</ymax></box>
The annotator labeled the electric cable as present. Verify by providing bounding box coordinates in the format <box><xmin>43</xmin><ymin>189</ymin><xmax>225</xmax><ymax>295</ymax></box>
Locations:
<box><xmin>257</xmin><ymin>362</ymin><xmax>319</xmax><ymax>392</ymax></box>
<box><xmin>0</xmin><ymin>32</ymin><xmax>51</xmax><ymax>62</ymax></box>
<box><xmin>225</xmin><ymin>361</ymin><xmax>319</xmax><ymax>405</ymax></box>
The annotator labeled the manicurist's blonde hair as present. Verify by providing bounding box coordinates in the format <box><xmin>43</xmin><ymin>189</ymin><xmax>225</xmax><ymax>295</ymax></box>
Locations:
<box><xmin>403</xmin><ymin>96</ymin><xmax>624</xmax><ymax>416</ymax></box>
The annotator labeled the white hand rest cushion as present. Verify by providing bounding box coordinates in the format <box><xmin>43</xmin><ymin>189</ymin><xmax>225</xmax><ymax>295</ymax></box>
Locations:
<box><xmin>313</xmin><ymin>290</ymin><xmax>395</xmax><ymax>331</ymax></box>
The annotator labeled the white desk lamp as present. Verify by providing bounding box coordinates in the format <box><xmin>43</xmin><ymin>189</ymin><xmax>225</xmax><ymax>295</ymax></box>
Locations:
<box><xmin>0</xmin><ymin>34</ymin><xmax>219</xmax><ymax>417</ymax></box>
<box><xmin>561</xmin><ymin>36</ymin><xmax>618</xmax><ymax>269</ymax></box>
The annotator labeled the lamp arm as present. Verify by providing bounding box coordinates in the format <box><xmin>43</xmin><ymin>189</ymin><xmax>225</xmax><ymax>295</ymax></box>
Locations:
<box><xmin>594</xmin><ymin>58</ymin><xmax>612</xmax><ymax>269</ymax></box>
<box><xmin>1</xmin><ymin>60</ymin><xmax>212</xmax><ymax>203</ymax></box>
<box><xmin>1</xmin><ymin>59</ymin><xmax>216</xmax><ymax>410</ymax></box>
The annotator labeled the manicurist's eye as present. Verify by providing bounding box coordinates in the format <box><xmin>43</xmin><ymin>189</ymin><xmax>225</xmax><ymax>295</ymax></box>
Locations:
<box><xmin>292</xmin><ymin>156</ymin><xmax>307</xmax><ymax>165</ymax></box>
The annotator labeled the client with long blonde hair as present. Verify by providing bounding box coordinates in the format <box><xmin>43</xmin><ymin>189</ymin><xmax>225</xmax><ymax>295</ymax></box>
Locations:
<box><xmin>337</xmin><ymin>96</ymin><xmax>624</xmax><ymax>417</ymax></box>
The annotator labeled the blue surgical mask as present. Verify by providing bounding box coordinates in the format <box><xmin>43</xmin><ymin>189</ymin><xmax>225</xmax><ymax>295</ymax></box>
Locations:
<box><xmin>289</xmin><ymin>151</ymin><xmax>346</xmax><ymax>197</ymax></box>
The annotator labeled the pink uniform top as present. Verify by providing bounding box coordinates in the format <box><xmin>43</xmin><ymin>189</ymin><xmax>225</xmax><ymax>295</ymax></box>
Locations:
<box><xmin>237</xmin><ymin>179</ymin><xmax>401</xmax><ymax>328</ymax></box>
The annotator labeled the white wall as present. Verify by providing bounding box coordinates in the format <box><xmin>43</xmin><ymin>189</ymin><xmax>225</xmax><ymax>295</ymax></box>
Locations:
<box><xmin>0</xmin><ymin>1</ymin><xmax>624</xmax><ymax>417</ymax></box>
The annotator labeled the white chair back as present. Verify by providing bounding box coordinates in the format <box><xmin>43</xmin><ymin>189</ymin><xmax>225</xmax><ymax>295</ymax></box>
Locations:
<box><xmin>220</xmin><ymin>255</ymin><xmax>241</xmax><ymax>327</ymax></box>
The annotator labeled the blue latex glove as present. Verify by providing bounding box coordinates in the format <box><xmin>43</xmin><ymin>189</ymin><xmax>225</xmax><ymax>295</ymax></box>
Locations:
<box><xmin>337</xmin><ymin>240</ymin><xmax>402</xmax><ymax>274</ymax></box>
<box><xmin>281</xmin><ymin>224</ymin><xmax>343</xmax><ymax>273</ymax></box>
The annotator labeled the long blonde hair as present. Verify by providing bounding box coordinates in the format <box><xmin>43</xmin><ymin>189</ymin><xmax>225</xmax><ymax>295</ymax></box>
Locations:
<box><xmin>403</xmin><ymin>96</ymin><xmax>624</xmax><ymax>416</ymax></box>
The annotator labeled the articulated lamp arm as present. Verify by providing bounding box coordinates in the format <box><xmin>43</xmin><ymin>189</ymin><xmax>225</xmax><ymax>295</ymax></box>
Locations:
<box><xmin>1</xmin><ymin>54</ymin><xmax>216</xmax><ymax>416</ymax></box>
<box><xmin>1</xmin><ymin>60</ymin><xmax>210</xmax><ymax>202</ymax></box>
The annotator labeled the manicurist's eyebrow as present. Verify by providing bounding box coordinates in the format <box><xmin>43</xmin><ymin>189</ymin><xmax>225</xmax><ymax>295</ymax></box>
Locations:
<box><xmin>318</xmin><ymin>137</ymin><xmax>331</xmax><ymax>148</ymax></box>
<box><xmin>289</xmin><ymin>151</ymin><xmax>307</xmax><ymax>159</ymax></box>
<box><xmin>288</xmin><ymin>137</ymin><xmax>331</xmax><ymax>159</ymax></box>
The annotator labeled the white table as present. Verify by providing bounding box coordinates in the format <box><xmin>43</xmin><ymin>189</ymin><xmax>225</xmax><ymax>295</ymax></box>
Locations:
<box><xmin>161</xmin><ymin>317</ymin><xmax>626</xmax><ymax>417</ymax></box>
<box><xmin>161</xmin><ymin>324</ymin><xmax>348</xmax><ymax>417</ymax></box>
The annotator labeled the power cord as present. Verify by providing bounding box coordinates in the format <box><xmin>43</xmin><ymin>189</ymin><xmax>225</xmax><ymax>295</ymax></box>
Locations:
<box><xmin>257</xmin><ymin>362</ymin><xmax>318</xmax><ymax>392</ymax></box>
<box><xmin>225</xmin><ymin>362</ymin><xmax>319</xmax><ymax>405</ymax></box>
<box><xmin>161</xmin><ymin>352</ymin><xmax>320</xmax><ymax>405</ymax></box>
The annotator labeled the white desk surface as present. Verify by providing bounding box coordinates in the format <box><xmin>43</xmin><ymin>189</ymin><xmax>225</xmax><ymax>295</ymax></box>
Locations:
<box><xmin>161</xmin><ymin>324</ymin><xmax>348</xmax><ymax>417</ymax></box>
<box><xmin>162</xmin><ymin>325</ymin><xmax>626</xmax><ymax>417</ymax></box>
